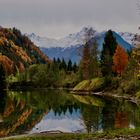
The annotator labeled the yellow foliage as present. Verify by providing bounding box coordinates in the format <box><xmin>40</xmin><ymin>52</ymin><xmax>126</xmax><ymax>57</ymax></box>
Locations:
<box><xmin>0</xmin><ymin>109</ymin><xmax>32</xmax><ymax>137</ymax></box>
<box><xmin>3</xmin><ymin>100</ymin><xmax>14</xmax><ymax>118</ymax></box>
<box><xmin>132</xmin><ymin>45</ymin><xmax>140</xmax><ymax>78</ymax></box>
<box><xmin>11</xmin><ymin>43</ymin><xmax>32</xmax><ymax>63</ymax></box>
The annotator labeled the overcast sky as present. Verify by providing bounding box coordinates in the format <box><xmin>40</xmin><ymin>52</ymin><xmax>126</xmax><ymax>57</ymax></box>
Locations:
<box><xmin>0</xmin><ymin>0</ymin><xmax>139</xmax><ymax>38</ymax></box>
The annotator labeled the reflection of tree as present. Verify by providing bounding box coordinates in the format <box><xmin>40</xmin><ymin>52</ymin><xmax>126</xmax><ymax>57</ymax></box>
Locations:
<box><xmin>0</xmin><ymin>91</ymin><xmax>7</xmax><ymax>114</ymax></box>
<box><xmin>121</xmin><ymin>101</ymin><xmax>140</xmax><ymax>128</ymax></box>
<box><xmin>114</xmin><ymin>100</ymin><xmax>129</xmax><ymax>129</ymax></box>
<box><xmin>1</xmin><ymin>90</ymin><xmax>140</xmax><ymax>137</ymax></box>
<box><xmin>102</xmin><ymin>99</ymin><xmax>140</xmax><ymax>130</ymax></box>
<box><xmin>3</xmin><ymin>100</ymin><xmax>14</xmax><ymax>117</ymax></box>
<box><xmin>0</xmin><ymin>90</ymin><xmax>80</xmax><ymax>137</ymax></box>
<box><xmin>115</xmin><ymin>112</ymin><xmax>128</xmax><ymax>128</ymax></box>
<box><xmin>101</xmin><ymin>97</ymin><xmax>119</xmax><ymax>131</ymax></box>
<box><xmin>81</xmin><ymin>105</ymin><xmax>100</xmax><ymax>133</ymax></box>
<box><xmin>102</xmin><ymin>107</ymin><xmax>115</xmax><ymax>130</ymax></box>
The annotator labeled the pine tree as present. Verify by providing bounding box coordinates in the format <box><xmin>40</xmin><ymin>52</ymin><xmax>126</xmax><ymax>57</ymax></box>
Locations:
<box><xmin>100</xmin><ymin>30</ymin><xmax>117</xmax><ymax>76</ymax></box>
<box><xmin>67</xmin><ymin>59</ymin><xmax>72</xmax><ymax>71</ymax></box>
<box><xmin>53</xmin><ymin>57</ymin><xmax>56</xmax><ymax>64</ymax></box>
<box><xmin>57</xmin><ymin>58</ymin><xmax>61</xmax><ymax>69</ymax></box>
<box><xmin>57</xmin><ymin>58</ymin><xmax>61</xmax><ymax>64</ymax></box>
<box><xmin>73</xmin><ymin>62</ymin><xmax>78</xmax><ymax>73</ymax></box>
<box><xmin>60</xmin><ymin>58</ymin><xmax>67</xmax><ymax>71</ymax></box>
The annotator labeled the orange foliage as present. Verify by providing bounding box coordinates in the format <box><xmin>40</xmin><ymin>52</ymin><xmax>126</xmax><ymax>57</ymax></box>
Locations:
<box><xmin>11</xmin><ymin>42</ymin><xmax>32</xmax><ymax>63</ymax></box>
<box><xmin>18</xmin><ymin>62</ymin><xmax>25</xmax><ymax>72</ymax></box>
<box><xmin>0</xmin><ymin>27</ymin><xmax>50</xmax><ymax>75</ymax></box>
<box><xmin>115</xmin><ymin>112</ymin><xmax>129</xmax><ymax>129</ymax></box>
<box><xmin>112</xmin><ymin>45</ymin><xmax>128</xmax><ymax>75</ymax></box>
<box><xmin>0</xmin><ymin>109</ymin><xmax>32</xmax><ymax>137</ymax></box>
<box><xmin>10</xmin><ymin>109</ymin><xmax>32</xmax><ymax>133</ymax></box>
<box><xmin>19</xmin><ymin>100</ymin><xmax>26</xmax><ymax>110</ymax></box>
<box><xmin>3</xmin><ymin>100</ymin><xmax>14</xmax><ymax>118</ymax></box>
<box><xmin>0</xmin><ymin>37</ymin><xmax>8</xmax><ymax>46</ymax></box>
<box><xmin>0</xmin><ymin>55</ymin><xmax>13</xmax><ymax>75</ymax></box>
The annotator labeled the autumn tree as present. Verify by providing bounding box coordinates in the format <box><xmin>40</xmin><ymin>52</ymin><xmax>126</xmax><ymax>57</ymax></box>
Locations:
<box><xmin>131</xmin><ymin>45</ymin><xmax>140</xmax><ymax>78</ymax></box>
<box><xmin>101</xmin><ymin>30</ymin><xmax>117</xmax><ymax>76</ymax></box>
<box><xmin>0</xmin><ymin>64</ymin><xmax>6</xmax><ymax>89</ymax></box>
<box><xmin>80</xmin><ymin>42</ymin><xmax>90</xmax><ymax>80</ymax></box>
<box><xmin>89</xmin><ymin>40</ymin><xmax>99</xmax><ymax>78</ymax></box>
<box><xmin>112</xmin><ymin>45</ymin><xmax>128</xmax><ymax>76</ymax></box>
<box><xmin>79</xmin><ymin>27</ymin><xmax>98</xmax><ymax>80</ymax></box>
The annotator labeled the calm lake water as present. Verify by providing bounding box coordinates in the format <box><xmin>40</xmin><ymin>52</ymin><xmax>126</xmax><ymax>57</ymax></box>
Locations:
<box><xmin>0</xmin><ymin>89</ymin><xmax>140</xmax><ymax>137</ymax></box>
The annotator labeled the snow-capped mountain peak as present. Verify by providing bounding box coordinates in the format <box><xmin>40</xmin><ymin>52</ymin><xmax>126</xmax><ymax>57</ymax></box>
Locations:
<box><xmin>27</xmin><ymin>33</ymin><xmax>59</xmax><ymax>48</ymax></box>
<box><xmin>118</xmin><ymin>32</ymin><xmax>135</xmax><ymax>45</ymax></box>
<box><xmin>27</xmin><ymin>27</ymin><xmax>97</xmax><ymax>48</ymax></box>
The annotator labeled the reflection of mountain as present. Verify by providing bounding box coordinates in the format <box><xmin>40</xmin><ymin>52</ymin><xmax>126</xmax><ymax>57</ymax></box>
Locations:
<box><xmin>32</xmin><ymin>109</ymin><xmax>85</xmax><ymax>133</ymax></box>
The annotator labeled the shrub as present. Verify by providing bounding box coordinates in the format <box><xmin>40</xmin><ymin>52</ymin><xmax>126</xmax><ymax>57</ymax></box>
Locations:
<box><xmin>136</xmin><ymin>91</ymin><xmax>140</xmax><ymax>99</ymax></box>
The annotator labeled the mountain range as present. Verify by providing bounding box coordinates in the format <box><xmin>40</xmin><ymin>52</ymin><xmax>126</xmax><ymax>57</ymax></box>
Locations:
<box><xmin>28</xmin><ymin>27</ymin><xmax>140</xmax><ymax>63</ymax></box>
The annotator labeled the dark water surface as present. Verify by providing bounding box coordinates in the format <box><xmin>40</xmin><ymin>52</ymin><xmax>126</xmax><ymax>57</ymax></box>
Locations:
<box><xmin>0</xmin><ymin>89</ymin><xmax>140</xmax><ymax>137</ymax></box>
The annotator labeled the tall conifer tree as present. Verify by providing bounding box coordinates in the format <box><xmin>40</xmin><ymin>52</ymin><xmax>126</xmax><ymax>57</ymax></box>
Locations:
<box><xmin>67</xmin><ymin>59</ymin><xmax>72</xmax><ymax>71</ymax></box>
<box><xmin>101</xmin><ymin>30</ymin><xmax>117</xmax><ymax>76</ymax></box>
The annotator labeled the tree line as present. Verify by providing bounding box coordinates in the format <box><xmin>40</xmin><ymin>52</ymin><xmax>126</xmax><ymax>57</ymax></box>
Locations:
<box><xmin>0</xmin><ymin>29</ymin><xmax>140</xmax><ymax>93</ymax></box>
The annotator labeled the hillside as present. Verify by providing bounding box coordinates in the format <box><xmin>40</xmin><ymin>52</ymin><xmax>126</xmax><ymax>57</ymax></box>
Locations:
<box><xmin>0</xmin><ymin>27</ymin><xmax>49</xmax><ymax>74</ymax></box>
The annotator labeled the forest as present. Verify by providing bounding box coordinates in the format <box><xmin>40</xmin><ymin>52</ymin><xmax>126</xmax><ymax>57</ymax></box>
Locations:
<box><xmin>0</xmin><ymin>29</ymin><xmax>138</xmax><ymax>97</ymax></box>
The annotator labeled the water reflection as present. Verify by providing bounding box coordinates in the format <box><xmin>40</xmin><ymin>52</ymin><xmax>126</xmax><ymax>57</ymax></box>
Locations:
<box><xmin>32</xmin><ymin>109</ymin><xmax>85</xmax><ymax>133</ymax></box>
<box><xmin>0</xmin><ymin>90</ymin><xmax>140</xmax><ymax>137</ymax></box>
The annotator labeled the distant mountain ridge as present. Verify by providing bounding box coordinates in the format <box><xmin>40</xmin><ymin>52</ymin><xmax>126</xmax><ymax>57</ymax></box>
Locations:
<box><xmin>27</xmin><ymin>27</ymin><xmax>138</xmax><ymax>63</ymax></box>
<box><xmin>27</xmin><ymin>27</ymin><xmax>97</xmax><ymax>48</ymax></box>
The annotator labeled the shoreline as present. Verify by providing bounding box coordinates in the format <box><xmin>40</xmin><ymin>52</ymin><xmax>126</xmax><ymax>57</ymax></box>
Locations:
<box><xmin>2</xmin><ymin>128</ymin><xmax>140</xmax><ymax>140</ymax></box>
<box><xmin>72</xmin><ymin>90</ymin><xmax>138</xmax><ymax>104</ymax></box>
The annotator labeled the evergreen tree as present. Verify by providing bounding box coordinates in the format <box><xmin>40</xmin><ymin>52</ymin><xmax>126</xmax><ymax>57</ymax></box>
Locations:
<box><xmin>53</xmin><ymin>57</ymin><xmax>56</xmax><ymax>64</ymax></box>
<box><xmin>57</xmin><ymin>58</ymin><xmax>61</xmax><ymax>64</ymax></box>
<box><xmin>67</xmin><ymin>59</ymin><xmax>72</xmax><ymax>71</ymax></box>
<box><xmin>73</xmin><ymin>62</ymin><xmax>78</xmax><ymax>73</ymax></box>
<box><xmin>57</xmin><ymin>58</ymin><xmax>61</xmax><ymax>69</ymax></box>
<box><xmin>60</xmin><ymin>58</ymin><xmax>67</xmax><ymax>71</ymax></box>
<box><xmin>100</xmin><ymin>30</ymin><xmax>117</xmax><ymax>76</ymax></box>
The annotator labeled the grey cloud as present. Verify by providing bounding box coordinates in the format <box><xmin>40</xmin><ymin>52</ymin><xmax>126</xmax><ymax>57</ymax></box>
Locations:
<box><xmin>0</xmin><ymin>0</ymin><xmax>139</xmax><ymax>38</ymax></box>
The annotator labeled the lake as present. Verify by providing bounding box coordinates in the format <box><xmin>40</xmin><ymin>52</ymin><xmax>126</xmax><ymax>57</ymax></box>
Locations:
<box><xmin>0</xmin><ymin>89</ymin><xmax>140</xmax><ymax>137</ymax></box>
